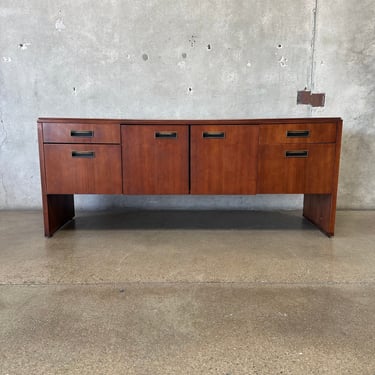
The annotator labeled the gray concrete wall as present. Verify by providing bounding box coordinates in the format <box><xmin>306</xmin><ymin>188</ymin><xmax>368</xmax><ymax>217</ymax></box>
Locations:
<box><xmin>0</xmin><ymin>0</ymin><xmax>374</xmax><ymax>210</ymax></box>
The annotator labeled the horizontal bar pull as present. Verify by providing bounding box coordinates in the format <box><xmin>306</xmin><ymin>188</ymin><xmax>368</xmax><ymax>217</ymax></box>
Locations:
<box><xmin>286</xmin><ymin>130</ymin><xmax>310</xmax><ymax>138</ymax></box>
<box><xmin>70</xmin><ymin>130</ymin><xmax>94</xmax><ymax>138</ymax></box>
<box><xmin>285</xmin><ymin>150</ymin><xmax>309</xmax><ymax>158</ymax></box>
<box><xmin>154</xmin><ymin>131</ymin><xmax>178</xmax><ymax>139</ymax></box>
<box><xmin>71</xmin><ymin>151</ymin><xmax>95</xmax><ymax>158</ymax></box>
<box><xmin>202</xmin><ymin>131</ymin><xmax>225</xmax><ymax>139</ymax></box>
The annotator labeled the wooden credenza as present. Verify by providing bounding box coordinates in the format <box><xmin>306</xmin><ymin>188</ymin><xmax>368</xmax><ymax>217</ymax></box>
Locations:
<box><xmin>37</xmin><ymin>118</ymin><xmax>343</xmax><ymax>237</ymax></box>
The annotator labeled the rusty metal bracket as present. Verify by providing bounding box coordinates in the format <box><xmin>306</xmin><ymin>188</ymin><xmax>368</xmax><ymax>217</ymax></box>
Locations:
<box><xmin>297</xmin><ymin>90</ymin><xmax>326</xmax><ymax>107</ymax></box>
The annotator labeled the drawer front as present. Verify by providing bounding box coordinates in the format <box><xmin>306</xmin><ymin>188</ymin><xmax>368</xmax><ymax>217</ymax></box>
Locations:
<box><xmin>43</xmin><ymin>123</ymin><xmax>120</xmax><ymax>144</ymax></box>
<box><xmin>257</xmin><ymin>144</ymin><xmax>336</xmax><ymax>194</ymax></box>
<box><xmin>259</xmin><ymin>123</ymin><xmax>337</xmax><ymax>144</ymax></box>
<box><xmin>122</xmin><ymin>125</ymin><xmax>189</xmax><ymax>194</ymax></box>
<box><xmin>44</xmin><ymin>144</ymin><xmax>122</xmax><ymax>194</ymax></box>
<box><xmin>190</xmin><ymin>125</ymin><xmax>259</xmax><ymax>194</ymax></box>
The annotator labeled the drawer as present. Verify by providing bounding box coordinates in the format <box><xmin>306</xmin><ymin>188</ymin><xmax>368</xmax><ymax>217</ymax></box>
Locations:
<box><xmin>43</xmin><ymin>123</ymin><xmax>120</xmax><ymax>144</ymax></box>
<box><xmin>44</xmin><ymin>144</ymin><xmax>122</xmax><ymax>194</ymax></box>
<box><xmin>190</xmin><ymin>125</ymin><xmax>259</xmax><ymax>194</ymax></box>
<box><xmin>259</xmin><ymin>123</ymin><xmax>337</xmax><ymax>144</ymax></box>
<box><xmin>257</xmin><ymin>143</ymin><xmax>336</xmax><ymax>194</ymax></box>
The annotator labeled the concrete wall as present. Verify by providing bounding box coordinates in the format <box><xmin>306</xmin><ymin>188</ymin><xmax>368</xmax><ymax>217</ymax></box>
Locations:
<box><xmin>0</xmin><ymin>0</ymin><xmax>374</xmax><ymax>210</ymax></box>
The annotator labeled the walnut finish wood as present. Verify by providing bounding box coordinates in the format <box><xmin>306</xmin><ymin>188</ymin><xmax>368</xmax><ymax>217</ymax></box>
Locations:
<box><xmin>303</xmin><ymin>119</ymin><xmax>343</xmax><ymax>236</ymax></box>
<box><xmin>257</xmin><ymin>144</ymin><xmax>336</xmax><ymax>194</ymax></box>
<box><xmin>44</xmin><ymin>144</ymin><xmax>122</xmax><ymax>194</ymax></box>
<box><xmin>191</xmin><ymin>125</ymin><xmax>259</xmax><ymax>194</ymax></box>
<box><xmin>38</xmin><ymin>123</ymin><xmax>75</xmax><ymax>236</ymax></box>
<box><xmin>42</xmin><ymin>194</ymin><xmax>75</xmax><ymax>237</ymax></box>
<box><xmin>259</xmin><ymin>123</ymin><xmax>337</xmax><ymax>144</ymax></box>
<box><xmin>38</xmin><ymin>118</ymin><xmax>343</xmax><ymax>237</ymax></box>
<box><xmin>122</xmin><ymin>125</ymin><xmax>189</xmax><ymax>194</ymax></box>
<box><xmin>43</xmin><ymin>123</ymin><xmax>120</xmax><ymax>144</ymax></box>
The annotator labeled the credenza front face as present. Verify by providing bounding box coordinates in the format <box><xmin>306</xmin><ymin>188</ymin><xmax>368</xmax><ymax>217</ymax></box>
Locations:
<box><xmin>37</xmin><ymin>118</ymin><xmax>343</xmax><ymax>237</ymax></box>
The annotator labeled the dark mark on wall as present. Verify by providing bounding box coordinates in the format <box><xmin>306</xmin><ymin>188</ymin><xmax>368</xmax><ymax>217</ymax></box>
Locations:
<box><xmin>207</xmin><ymin>44</ymin><xmax>212</xmax><ymax>50</ymax></box>
<box><xmin>277</xmin><ymin>44</ymin><xmax>283</xmax><ymax>49</ymax></box>
<box><xmin>189</xmin><ymin>35</ymin><xmax>197</xmax><ymax>47</ymax></box>
<box><xmin>18</xmin><ymin>43</ymin><xmax>30</xmax><ymax>50</ymax></box>
<box><xmin>297</xmin><ymin>90</ymin><xmax>325</xmax><ymax>107</ymax></box>
<box><xmin>182</xmin><ymin>53</ymin><xmax>187</xmax><ymax>59</ymax></box>
<box><xmin>188</xmin><ymin>87</ymin><xmax>193</xmax><ymax>92</ymax></box>
<box><xmin>142</xmin><ymin>53</ymin><xmax>149</xmax><ymax>61</ymax></box>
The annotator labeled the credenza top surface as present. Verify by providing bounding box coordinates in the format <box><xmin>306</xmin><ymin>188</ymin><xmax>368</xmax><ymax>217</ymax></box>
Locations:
<box><xmin>38</xmin><ymin>118</ymin><xmax>343</xmax><ymax>125</ymax></box>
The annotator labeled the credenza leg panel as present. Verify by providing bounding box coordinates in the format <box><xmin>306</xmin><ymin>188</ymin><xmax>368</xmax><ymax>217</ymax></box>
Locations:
<box><xmin>43</xmin><ymin>194</ymin><xmax>75</xmax><ymax>237</ymax></box>
<box><xmin>303</xmin><ymin>194</ymin><xmax>336</xmax><ymax>237</ymax></box>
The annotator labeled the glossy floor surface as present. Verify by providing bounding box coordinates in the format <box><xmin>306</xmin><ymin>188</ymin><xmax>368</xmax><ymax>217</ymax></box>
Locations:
<box><xmin>1</xmin><ymin>210</ymin><xmax>374</xmax><ymax>374</ymax></box>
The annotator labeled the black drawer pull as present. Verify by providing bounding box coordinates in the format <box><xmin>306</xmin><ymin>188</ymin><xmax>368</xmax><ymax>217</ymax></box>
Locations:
<box><xmin>154</xmin><ymin>131</ymin><xmax>177</xmax><ymax>139</ymax></box>
<box><xmin>203</xmin><ymin>132</ymin><xmax>225</xmax><ymax>139</ymax></box>
<box><xmin>286</xmin><ymin>130</ymin><xmax>310</xmax><ymax>138</ymax></box>
<box><xmin>285</xmin><ymin>150</ymin><xmax>309</xmax><ymax>158</ymax></box>
<box><xmin>72</xmin><ymin>151</ymin><xmax>95</xmax><ymax>158</ymax></box>
<box><xmin>71</xmin><ymin>130</ymin><xmax>94</xmax><ymax>137</ymax></box>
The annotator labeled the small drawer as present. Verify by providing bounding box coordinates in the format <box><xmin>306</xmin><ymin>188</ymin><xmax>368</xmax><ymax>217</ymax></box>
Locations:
<box><xmin>259</xmin><ymin>123</ymin><xmax>337</xmax><ymax>144</ymax></box>
<box><xmin>44</xmin><ymin>144</ymin><xmax>122</xmax><ymax>194</ymax></box>
<box><xmin>43</xmin><ymin>123</ymin><xmax>120</xmax><ymax>144</ymax></box>
<box><xmin>257</xmin><ymin>143</ymin><xmax>336</xmax><ymax>194</ymax></box>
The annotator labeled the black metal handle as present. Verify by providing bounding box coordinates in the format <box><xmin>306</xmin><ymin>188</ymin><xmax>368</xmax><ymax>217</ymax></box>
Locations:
<box><xmin>71</xmin><ymin>130</ymin><xmax>94</xmax><ymax>137</ymax></box>
<box><xmin>203</xmin><ymin>132</ymin><xmax>225</xmax><ymax>139</ymax></box>
<box><xmin>154</xmin><ymin>131</ymin><xmax>177</xmax><ymax>139</ymax></box>
<box><xmin>71</xmin><ymin>151</ymin><xmax>95</xmax><ymax>158</ymax></box>
<box><xmin>286</xmin><ymin>130</ymin><xmax>310</xmax><ymax>138</ymax></box>
<box><xmin>285</xmin><ymin>150</ymin><xmax>309</xmax><ymax>158</ymax></box>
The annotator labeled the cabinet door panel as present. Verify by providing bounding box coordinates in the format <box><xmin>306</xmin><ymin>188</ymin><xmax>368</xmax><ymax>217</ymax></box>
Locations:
<box><xmin>44</xmin><ymin>144</ymin><xmax>122</xmax><ymax>194</ymax></box>
<box><xmin>257</xmin><ymin>144</ymin><xmax>335</xmax><ymax>194</ymax></box>
<box><xmin>122</xmin><ymin>125</ymin><xmax>189</xmax><ymax>194</ymax></box>
<box><xmin>191</xmin><ymin>125</ymin><xmax>258</xmax><ymax>194</ymax></box>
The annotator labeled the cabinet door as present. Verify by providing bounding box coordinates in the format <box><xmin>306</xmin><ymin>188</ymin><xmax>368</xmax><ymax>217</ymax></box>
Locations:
<box><xmin>257</xmin><ymin>144</ymin><xmax>336</xmax><ymax>194</ymax></box>
<box><xmin>122</xmin><ymin>125</ymin><xmax>189</xmax><ymax>194</ymax></box>
<box><xmin>190</xmin><ymin>125</ymin><xmax>259</xmax><ymax>194</ymax></box>
<box><xmin>44</xmin><ymin>144</ymin><xmax>122</xmax><ymax>194</ymax></box>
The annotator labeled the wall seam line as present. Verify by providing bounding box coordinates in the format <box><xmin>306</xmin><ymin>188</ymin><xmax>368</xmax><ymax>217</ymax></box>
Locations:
<box><xmin>310</xmin><ymin>0</ymin><xmax>319</xmax><ymax>98</ymax></box>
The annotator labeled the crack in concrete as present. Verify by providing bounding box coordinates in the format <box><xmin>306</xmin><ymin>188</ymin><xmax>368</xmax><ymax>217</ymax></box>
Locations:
<box><xmin>310</xmin><ymin>0</ymin><xmax>318</xmax><ymax>91</ymax></box>
<box><xmin>0</xmin><ymin>170</ymin><xmax>8</xmax><ymax>208</ymax></box>
<box><xmin>0</xmin><ymin>107</ymin><xmax>9</xmax><ymax>207</ymax></box>
<box><xmin>309</xmin><ymin>0</ymin><xmax>319</xmax><ymax>114</ymax></box>
<box><xmin>0</xmin><ymin>108</ymin><xmax>8</xmax><ymax>148</ymax></box>
<box><xmin>1</xmin><ymin>280</ymin><xmax>374</xmax><ymax>287</ymax></box>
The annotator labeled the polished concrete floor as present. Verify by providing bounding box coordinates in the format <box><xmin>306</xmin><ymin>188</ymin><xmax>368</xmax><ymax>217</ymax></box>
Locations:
<box><xmin>0</xmin><ymin>210</ymin><xmax>374</xmax><ymax>374</ymax></box>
